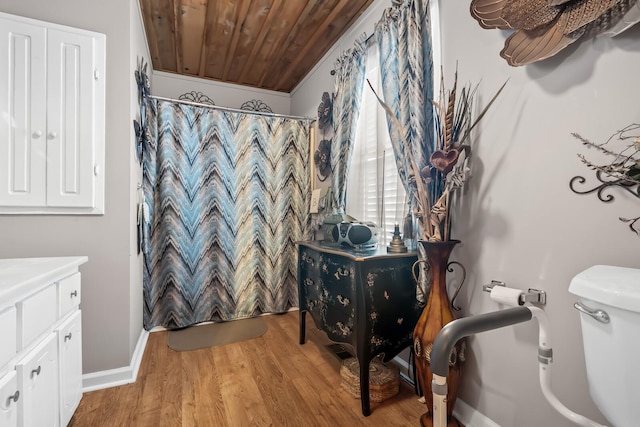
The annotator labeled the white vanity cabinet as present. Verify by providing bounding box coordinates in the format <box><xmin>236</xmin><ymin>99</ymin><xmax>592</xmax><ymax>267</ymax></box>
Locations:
<box><xmin>0</xmin><ymin>12</ymin><xmax>105</xmax><ymax>215</ymax></box>
<box><xmin>0</xmin><ymin>257</ymin><xmax>87</xmax><ymax>427</ymax></box>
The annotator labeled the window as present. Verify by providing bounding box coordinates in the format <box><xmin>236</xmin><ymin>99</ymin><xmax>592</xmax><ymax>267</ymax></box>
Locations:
<box><xmin>345</xmin><ymin>42</ymin><xmax>407</xmax><ymax>245</ymax></box>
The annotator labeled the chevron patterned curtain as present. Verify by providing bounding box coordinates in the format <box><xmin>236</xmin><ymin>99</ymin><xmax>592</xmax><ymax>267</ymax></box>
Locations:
<box><xmin>330</xmin><ymin>35</ymin><xmax>368</xmax><ymax>214</ymax></box>
<box><xmin>142</xmin><ymin>100</ymin><xmax>311</xmax><ymax>330</ymax></box>
<box><xmin>375</xmin><ymin>0</ymin><xmax>434</xmax><ymax>199</ymax></box>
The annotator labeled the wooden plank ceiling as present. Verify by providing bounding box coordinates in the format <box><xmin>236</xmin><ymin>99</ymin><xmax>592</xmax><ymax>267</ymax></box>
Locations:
<box><xmin>139</xmin><ymin>0</ymin><xmax>375</xmax><ymax>93</ymax></box>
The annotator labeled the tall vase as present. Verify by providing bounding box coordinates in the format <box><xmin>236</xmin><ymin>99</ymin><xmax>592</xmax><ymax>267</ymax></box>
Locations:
<box><xmin>413</xmin><ymin>240</ymin><xmax>465</xmax><ymax>427</ymax></box>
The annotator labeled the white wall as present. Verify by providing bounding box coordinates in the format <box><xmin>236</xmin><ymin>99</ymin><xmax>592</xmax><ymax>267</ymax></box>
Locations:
<box><xmin>129</xmin><ymin>0</ymin><xmax>149</xmax><ymax>364</ymax></box>
<box><xmin>152</xmin><ymin>71</ymin><xmax>292</xmax><ymax>115</ymax></box>
<box><xmin>291</xmin><ymin>1</ymin><xmax>392</xmax><ymax>118</ymax></box>
<box><xmin>2</xmin><ymin>1</ymin><xmax>637</xmax><ymax>420</ymax></box>
<box><xmin>440</xmin><ymin>2</ymin><xmax>640</xmax><ymax>426</ymax></box>
<box><xmin>293</xmin><ymin>1</ymin><xmax>640</xmax><ymax>426</ymax></box>
<box><xmin>0</xmin><ymin>0</ymin><xmax>142</xmax><ymax>377</ymax></box>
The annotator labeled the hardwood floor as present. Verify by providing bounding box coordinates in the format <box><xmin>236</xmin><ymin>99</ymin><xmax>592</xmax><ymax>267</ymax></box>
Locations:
<box><xmin>70</xmin><ymin>311</ymin><xmax>425</xmax><ymax>426</ymax></box>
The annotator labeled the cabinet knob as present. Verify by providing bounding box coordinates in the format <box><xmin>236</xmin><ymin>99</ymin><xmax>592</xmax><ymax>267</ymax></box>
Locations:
<box><xmin>47</xmin><ymin>131</ymin><xmax>57</xmax><ymax>140</ymax></box>
<box><xmin>6</xmin><ymin>390</ymin><xmax>19</xmax><ymax>406</ymax></box>
<box><xmin>65</xmin><ymin>333</ymin><xmax>73</xmax><ymax>342</ymax></box>
<box><xmin>31</xmin><ymin>365</ymin><xmax>41</xmax><ymax>378</ymax></box>
<box><xmin>71</xmin><ymin>290</ymin><xmax>78</xmax><ymax>298</ymax></box>
<box><xmin>32</xmin><ymin>130</ymin><xmax>43</xmax><ymax>139</ymax></box>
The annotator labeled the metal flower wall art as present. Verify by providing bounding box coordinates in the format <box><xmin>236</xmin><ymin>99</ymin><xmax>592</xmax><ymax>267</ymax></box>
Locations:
<box><xmin>470</xmin><ymin>0</ymin><xmax>640</xmax><ymax>66</ymax></box>
<box><xmin>240</xmin><ymin>99</ymin><xmax>273</xmax><ymax>113</ymax></box>
<box><xmin>314</xmin><ymin>92</ymin><xmax>333</xmax><ymax>182</ymax></box>
<box><xmin>317</xmin><ymin>92</ymin><xmax>333</xmax><ymax>131</ymax></box>
<box><xmin>570</xmin><ymin>124</ymin><xmax>640</xmax><ymax>235</ymax></box>
<box><xmin>178</xmin><ymin>91</ymin><xmax>215</xmax><ymax>105</ymax></box>
<box><xmin>314</xmin><ymin>139</ymin><xmax>332</xmax><ymax>182</ymax></box>
<box><xmin>133</xmin><ymin>57</ymin><xmax>151</xmax><ymax>165</ymax></box>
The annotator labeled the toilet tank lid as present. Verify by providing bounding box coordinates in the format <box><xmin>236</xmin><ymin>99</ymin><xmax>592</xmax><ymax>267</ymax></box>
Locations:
<box><xmin>569</xmin><ymin>265</ymin><xmax>640</xmax><ymax>312</ymax></box>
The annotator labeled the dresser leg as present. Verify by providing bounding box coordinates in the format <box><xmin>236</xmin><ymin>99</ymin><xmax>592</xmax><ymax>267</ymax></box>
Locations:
<box><xmin>299</xmin><ymin>310</ymin><xmax>306</xmax><ymax>344</ymax></box>
<box><xmin>359</xmin><ymin>357</ymin><xmax>371</xmax><ymax>416</ymax></box>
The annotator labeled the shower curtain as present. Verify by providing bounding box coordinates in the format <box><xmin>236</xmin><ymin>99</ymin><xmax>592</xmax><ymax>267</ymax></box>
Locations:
<box><xmin>142</xmin><ymin>99</ymin><xmax>311</xmax><ymax>330</ymax></box>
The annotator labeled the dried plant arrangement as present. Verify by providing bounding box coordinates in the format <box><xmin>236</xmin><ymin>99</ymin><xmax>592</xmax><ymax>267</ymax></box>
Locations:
<box><xmin>571</xmin><ymin>124</ymin><xmax>640</xmax><ymax>235</ymax></box>
<box><xmin>369</xmin><ymin>69</ymin><xmax>506</xmax><ymax>242</ymax></box>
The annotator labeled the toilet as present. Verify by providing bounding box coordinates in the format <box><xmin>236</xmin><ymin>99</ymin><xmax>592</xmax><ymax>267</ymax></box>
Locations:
<box><xmin>569</xmin><ymin>265</ymin><xmax>640</xmax><ymax>427</ymax></box>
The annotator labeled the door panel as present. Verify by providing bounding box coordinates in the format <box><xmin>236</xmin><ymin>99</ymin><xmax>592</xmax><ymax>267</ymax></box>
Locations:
<box><xmin>0</xmin><ymin>17</ymin><xmax>47</xmax><ymax>206</ymax></box>
<box><xmin>46</xmin><ymin>29</ymin><xmax>95</xmax><ymax>208</ymax></box>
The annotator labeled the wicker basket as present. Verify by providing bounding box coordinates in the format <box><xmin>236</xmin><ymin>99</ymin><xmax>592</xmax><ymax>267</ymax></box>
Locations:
<box><xmin>340</xmin><ymin>357</ymin><xmax>400</xmax><ymax>403</ymax></box>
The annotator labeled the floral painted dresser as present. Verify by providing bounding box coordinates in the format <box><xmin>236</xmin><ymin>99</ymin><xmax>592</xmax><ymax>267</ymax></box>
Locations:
<box><xmin>296</xmin><ymin>240</ymin><xmax>421</xmax><ymax>416</ymax></box>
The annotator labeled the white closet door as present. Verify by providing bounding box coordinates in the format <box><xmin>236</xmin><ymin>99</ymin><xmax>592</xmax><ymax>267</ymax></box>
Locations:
<box><xmin>46</xmin><ymin>29</ymin><xmax>95</xmax><ymax>208</ymax></box>
<box><xmin>0</xmin><ymin>17</ymin><xmax>47</xmax><ymax>206</ymax></box>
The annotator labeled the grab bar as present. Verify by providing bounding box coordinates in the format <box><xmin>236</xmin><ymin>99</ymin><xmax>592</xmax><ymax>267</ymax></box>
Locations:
<box><xmin>431</xmin><ymin>306</ymin><xmax>608</xmax><ymax>427</ymax></box>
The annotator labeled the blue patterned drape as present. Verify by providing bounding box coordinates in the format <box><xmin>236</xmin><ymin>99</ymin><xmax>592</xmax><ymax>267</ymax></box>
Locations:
<box><xmin>330</xmin><ymin>35</ymin><xmax>368</xmax><ymax>214</ymax></box>
<box><xmin>142</xmin><ymin>100</ymin><xmax>311</xmax><ymax>329</ymax></box>
<box><xmin>375</xmin><ymin>0</ymin><xmax>434</xmax><ymax>200</ymax></box>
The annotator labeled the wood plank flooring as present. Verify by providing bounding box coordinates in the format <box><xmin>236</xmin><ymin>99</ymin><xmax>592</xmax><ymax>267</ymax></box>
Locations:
<box><xmin>70</xmin><ymin>311</ymin><xmax>425</xmax><ymax>426</ymax></box>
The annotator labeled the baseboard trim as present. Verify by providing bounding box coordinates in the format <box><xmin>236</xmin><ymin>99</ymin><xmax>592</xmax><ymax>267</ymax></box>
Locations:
<box><xmin>82</xmin><ymin>328</ymin><xmax>149</xmax><ymax>392</ymax></box>
<box><xmin>391</xmin><ymin>355</ymin><xmax>415</xmax><ymax>386</ymax></box>
<box><xmin>454</xmin><ymin>399</ymin><xmax>501</xmax><ymax>427</ymax></box>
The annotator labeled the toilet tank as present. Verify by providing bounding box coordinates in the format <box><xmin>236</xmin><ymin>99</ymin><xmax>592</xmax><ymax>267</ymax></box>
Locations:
<box><xmin>569</xmin><ymin>265</ymin><xmax>640</xmax><ymax>427</ymax></box>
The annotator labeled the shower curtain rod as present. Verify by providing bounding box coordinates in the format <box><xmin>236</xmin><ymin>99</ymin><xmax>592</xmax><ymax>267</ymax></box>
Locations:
<box><xmin>149</xmin><ymin>95</ymin><xmax>316</xmax><ymax>122</ymax></box>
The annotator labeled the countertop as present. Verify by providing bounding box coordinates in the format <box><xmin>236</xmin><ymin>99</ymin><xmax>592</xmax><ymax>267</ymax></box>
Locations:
<box><xmin>0</xmin><ymin>256</ymin><xmax>88</xmax><ymax>308</ymax></box>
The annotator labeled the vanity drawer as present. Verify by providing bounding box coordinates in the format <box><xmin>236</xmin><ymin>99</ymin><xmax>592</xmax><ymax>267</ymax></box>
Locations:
<box><xmin>58</xmin><ymin>273</ymin><xmax>81</xmax><ymax>317</ymax></box>
<box><xmin>0</xmin><ymin>307</ymin><xmax>17</xmax><ymax>369</ymax></box>
<box><xmin>17</xmin><ymin>286</ymin><xmax>57</xmax><ymax>350</ymax></box>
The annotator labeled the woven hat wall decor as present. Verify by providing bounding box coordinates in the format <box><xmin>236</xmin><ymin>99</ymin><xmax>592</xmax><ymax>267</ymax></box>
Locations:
<box><xmin>470</xmin><ymin>0</ymin><xmax>640</xmax><ymax>66</ymax></box>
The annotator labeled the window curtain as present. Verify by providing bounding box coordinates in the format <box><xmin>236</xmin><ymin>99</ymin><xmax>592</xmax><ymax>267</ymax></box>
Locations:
<box><xmin>330</xmin><ymin>35</ymin><xmax>368</xmax><ymax>214</ymax></box>
<box><xmin>142</xmin><ymin>99</ymin><xmax>311</xmax><ymax>330</ymax></box>
<box><xmin>346</xmin><ymin>43</ymin><xmax>407</xmax><ymax>244</ymax></box>
<box><xmin>374</xmin><ymin>0</ymin><xmax>434</xmax><ymax>224</ymax></box>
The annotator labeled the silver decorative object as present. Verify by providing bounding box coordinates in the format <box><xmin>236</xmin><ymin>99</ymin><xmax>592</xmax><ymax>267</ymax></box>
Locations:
<box><xmin>387</xmin><ymin>224</ymin><xmax>408</xmax><ymax>253</ymax></box>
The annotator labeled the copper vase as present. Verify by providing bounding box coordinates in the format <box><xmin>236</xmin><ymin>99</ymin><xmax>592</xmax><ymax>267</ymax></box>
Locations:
<box><xmin>413</xmin><ymin>240</ymin><xmax>465</xmax><ymax>427</ymax></box>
